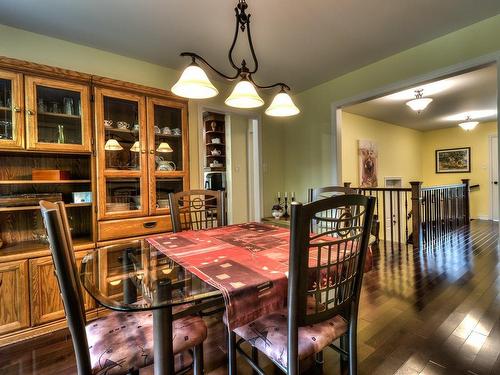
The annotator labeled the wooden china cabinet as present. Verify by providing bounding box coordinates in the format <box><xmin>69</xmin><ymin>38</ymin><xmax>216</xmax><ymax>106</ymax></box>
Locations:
<box><xmin>94</xmin><ymin>88</ymin><xmax>189</xmax><ymax>241</ymax></box>
<box><xmin>0</xmin><ymin>56</ymin><xmax>190</xmax><ymax>346</ymax></box>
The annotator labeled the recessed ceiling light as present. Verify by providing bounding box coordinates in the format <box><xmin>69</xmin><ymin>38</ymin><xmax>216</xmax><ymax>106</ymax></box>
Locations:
<box><xmin>444</xmin><ymin>109</ymin><xmax>497</xmax><ymax>122</ymax></box>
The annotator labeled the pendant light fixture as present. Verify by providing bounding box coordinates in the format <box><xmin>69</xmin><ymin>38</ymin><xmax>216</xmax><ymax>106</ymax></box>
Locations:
<box><xmin>171</xmin><ymin>0</ymin><xmax>300</xmax><ymax>117</ymax></box>
<box><xmin>156</xmin><ymin>142</ymin><xmax>173</xmax><ymax>153</ymax></box>
<box><xmin>104</xmin><ymin>138</ymin><xmax>123</xmax><ymax>151</ymax></box>
<box><xmin>406</xmin><ymin>89</ymin><xmax>433</xmax><ymax>114</ymax></box>
<box><xmin>458</xmin><ymin>116</ymin><xmax>479</xmax><ymax>131</ymax></box>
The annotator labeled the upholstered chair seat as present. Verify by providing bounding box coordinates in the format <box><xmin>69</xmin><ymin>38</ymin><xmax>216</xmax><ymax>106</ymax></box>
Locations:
<box><xmin>87</xmin><ymin>311</ymin><xmax>207</xmax><ymax>374</ymax></box>
<box><xmin>233</xmin><ymin>310</ymin><xmax>347</xmax><ymax>369</ymax></box>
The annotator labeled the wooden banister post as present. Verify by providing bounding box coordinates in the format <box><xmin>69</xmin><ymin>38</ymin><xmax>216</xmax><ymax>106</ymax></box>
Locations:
<box><xmin>410</xmin><ymin>181</ymin><xmax>423</xmax><ymax>249</ymax></box>
<box><xmin>461</xmin><ymin>178</ymin><xmax>470</xmax><ymax>224</ymax></box>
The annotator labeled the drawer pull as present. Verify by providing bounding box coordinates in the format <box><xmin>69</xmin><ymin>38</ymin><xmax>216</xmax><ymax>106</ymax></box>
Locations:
<box><xmin>143</xmin><ymin>221</ymin><xmax>158</xmax><ymax>229</ymax></box>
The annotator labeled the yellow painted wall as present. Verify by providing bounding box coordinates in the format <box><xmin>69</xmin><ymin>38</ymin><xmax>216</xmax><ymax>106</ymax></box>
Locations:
<box><xmin>264</xmin><ymin>14</ymin><xmax>500</xmax><ymax>205</ymax></box>
<box><xmin>422</xmin><ymin>121</ymin><xmax>498</xmax><ymax>219</ymax></box>
<box><xmin>341</xmin><ymin>112</ymin><xmax>423</xmax><ymax>186</ymax></box>
<box><xmin>226</xmin><ymin>114</ymin><xmax>249</xmax><ymax>224</ymax></box>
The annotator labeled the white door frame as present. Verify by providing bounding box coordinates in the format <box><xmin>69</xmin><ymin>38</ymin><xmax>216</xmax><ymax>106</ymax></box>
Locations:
<box><xmin>489</xmin><ymin>134</ymin><xmax>499</xmax><ymax>221</ymax></box>
<box><xmin>197</xmin><ymin>105</ymin><xmax>263</xmax><ymax>223</ymax></box>
<box><xmin>330</xmin><ymin>52</ymin><xmax>500</xmax><ymax>188</ymax></box>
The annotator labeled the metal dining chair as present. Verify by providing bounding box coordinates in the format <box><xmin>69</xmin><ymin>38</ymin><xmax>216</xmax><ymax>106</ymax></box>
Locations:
<box><xmin>168</xmin><ymin>189</ymin><xmax>226</xmax><ymax>233</ymax></box>
<box><xmin>228</xmin><ymin>194</ymin><xmax>376</xmax><ymax>375</ymax></box>
<box><xmin>39</xmin><ymin>200</ymin><xmax>208</xmax><ymax>375</ymax></box>
<box><xmin>309</xmin><ymin>185</ymin><xmax>380</xmax><ymax>244</ymax></box>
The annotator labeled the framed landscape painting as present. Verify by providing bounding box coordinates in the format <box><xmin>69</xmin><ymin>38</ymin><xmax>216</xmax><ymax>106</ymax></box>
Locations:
<box><xmin>435</xmin><ymin>147</ymin><xmax>471</xmax><ymax>173</ymax></box>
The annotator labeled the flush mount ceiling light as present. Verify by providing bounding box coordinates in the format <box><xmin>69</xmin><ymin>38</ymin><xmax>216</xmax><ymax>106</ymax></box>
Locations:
<box><xmin>406</xmin><ymin>89</ymin><xmax>433</xmax><ymax>113</ymax></box>
<box><xmin>458</xmin><ymin>116</ymin><xmax>479</xmax><ymax>131</ymax></box>
<box><xmin>171</xmin><ymin>0</ymin><xmax>299</xmax><ymax>116</ymax></box>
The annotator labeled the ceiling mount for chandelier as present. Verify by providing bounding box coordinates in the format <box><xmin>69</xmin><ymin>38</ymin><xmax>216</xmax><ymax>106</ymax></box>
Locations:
<box><xmin>406</xmin><ymin>89</ymin><xmax>433</xmax><ymax>114</ymax></box>
<box><xmin>171</xmin><ymin>0</ymin><xmax>300</xmax><ymax>117</ymax></box>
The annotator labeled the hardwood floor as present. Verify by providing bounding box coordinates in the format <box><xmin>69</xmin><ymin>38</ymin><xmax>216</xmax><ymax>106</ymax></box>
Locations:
<box><xmin>0</xmin><ymin>220</ymin><xmax>498</xmax><ymax>374</ymax></box>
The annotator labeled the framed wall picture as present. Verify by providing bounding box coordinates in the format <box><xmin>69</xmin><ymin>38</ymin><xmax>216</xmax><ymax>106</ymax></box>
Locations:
<box><xmin>359</xmin><ymin>139</ymin><xmax>378</xmax><ymax>187</ymax></box>
<box><xmin>435</xmin><ymin>147</ymin><xmax>471</xmax><ymax>173</ymax></box>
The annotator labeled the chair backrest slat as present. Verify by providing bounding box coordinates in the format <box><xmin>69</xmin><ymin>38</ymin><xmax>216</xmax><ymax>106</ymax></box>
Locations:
<box><xmin>289</xmin><ymin>194</ymin><xmax>375</xmax><ymax>327</ymax></box>
<box><xmin>40</xmin><ymin>200</ymin><xmax>92</xmax><ymax>375</ymax></box>
<box><xmin>169</xmin><ymin>190</ymin><xmax>226</xmax><ymax>233</ymax></box>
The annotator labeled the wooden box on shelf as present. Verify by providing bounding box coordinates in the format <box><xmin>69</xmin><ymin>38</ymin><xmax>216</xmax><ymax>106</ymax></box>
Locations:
<box><xmin>32</xmin><ymin>169</ymin><xmax>71</xmax><ymax>181</ymax></box>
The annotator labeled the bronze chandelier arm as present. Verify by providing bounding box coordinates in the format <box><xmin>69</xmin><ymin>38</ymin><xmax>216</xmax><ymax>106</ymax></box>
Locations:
<box><xmin>244</xmin><ymin>15</ymin><xmax>259</xmax><ymax>74</ymax></box>
<box><xmin>248</xmin><ymin>75</ymin><xmax>291</xmax><ymax>91</ymax></box>
<box><xmin>180</xmin><ymin>52</ymin><xmax>241</xmax><ymax>81</ymax></box>
<box><xmin>228</xmin><ymin>6</ymin><xmax>243</xmax><ymax>72</ymax></box>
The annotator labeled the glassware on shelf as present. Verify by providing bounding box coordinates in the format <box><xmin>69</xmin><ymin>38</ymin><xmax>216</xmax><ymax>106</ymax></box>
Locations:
<box><xmin>63</xmin><ymin>97</ymin><xmax>74</xmax><ymax>115</ymax></box>
<box><xmin>57</xmin><ymin>125</ymin><xmax>65</xmax><ymax>144</ymax></box>
<box><xmin>49</xmin><ymin>101</ymin><xmax>60</xmax><ymax>113</ymax></box>
<box><xmin>37</xmin><ymin>98</ymin><xmax>46</xmax><ymax>113</ymax></box>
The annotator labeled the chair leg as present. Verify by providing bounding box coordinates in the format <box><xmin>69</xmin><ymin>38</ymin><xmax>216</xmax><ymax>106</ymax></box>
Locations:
<box><xmin>348</xmin><ymin>322</ymin><xmax>358</xmax><ymax>375</ymax></box>
<box><xmin>251</xmin><ymin>346</ymin><xmax>259</xmax><ymax>375</ymax></box>
<box><xmin>315</xmin><ymin>350</ymin><xmax>324</xmax><ymax>373</ymax></box>
<box><xmin>339</xmin><ymin>336</ymin><xmax>348</xmax><ymax>375</ymax></box>
<box><xmin>193</xmin><ymin>343</ymin><xmax>204</xmax><ymax>375</ymax></box>
<box><xmin>228</xmin><ymin>330</ymin><xmax>237</xmax><ymax>375</ymax></box>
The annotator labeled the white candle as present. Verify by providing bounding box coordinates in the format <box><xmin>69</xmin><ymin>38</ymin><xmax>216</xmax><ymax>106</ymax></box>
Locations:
<box><xmin>277</xmin><ymin>191</ymin><xmax>281</xmax><ymax>198</ymax></box>
<box><xmin>285</xmin><ymin>191</ymin><xmax>288</xmax><ymax>198</ymax></box>
<box><xmin>292</xmin><ymin>192</ymin><xmax>295</xmax><ymax>199</ymax></box>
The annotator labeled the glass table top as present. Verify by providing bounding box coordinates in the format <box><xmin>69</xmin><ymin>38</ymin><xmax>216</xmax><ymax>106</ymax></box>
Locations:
<box><xmin>80</xmin><ymin>239</ymin><xmax>221</xmax><ymax>312</ymax></box>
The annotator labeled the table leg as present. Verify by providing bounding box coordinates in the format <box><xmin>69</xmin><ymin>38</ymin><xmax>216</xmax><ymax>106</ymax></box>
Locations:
<box><xmin>153</xmin><ymin>280</ymin><xmax>175</xmax><ymax>375</ymax></box>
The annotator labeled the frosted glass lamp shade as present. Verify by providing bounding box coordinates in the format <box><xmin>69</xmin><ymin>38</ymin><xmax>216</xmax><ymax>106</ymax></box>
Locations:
<box><xmin>104</xmin><ymin>139</ymin><xmax>123</xmax><ymax>151</ymax></box>
<box><xmin>225</xmin><ymin>80</ymin><xmax>264</xmax><ymax>108</ymax></box>
<box><xmin>459</xmin><ymin>121</ymin><xmax>479</xmax><ymax>131</ymax></box>
<box><xmin>130</xmin><ymin>141</ymin><xmax>141</xmax><ymax>152</ymax></box>
<box><xmin>265</xmin><ymin>92</ymin><xmax>300</xmax><ymax>117</ymax></box>
<box><xmin>171</xmin><ymin>64</ymin><xmax>219</xmax><ymax>99</ymax></box>
<box><xmin>156</xmin><ymin>142</ymin><xmax>173</xmax><ymax>153</ymax></box>
<box><xmin>406</xmin><ymin>97</ymin><xmax>433</xmax><ymax>112</ymax></box>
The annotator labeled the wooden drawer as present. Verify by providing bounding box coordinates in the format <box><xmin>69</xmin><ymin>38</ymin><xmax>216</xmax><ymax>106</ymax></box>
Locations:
<box><xmin>98</xmin><ymin>215</ymin><xmax>171</xmax><ymax>241</ymax></box>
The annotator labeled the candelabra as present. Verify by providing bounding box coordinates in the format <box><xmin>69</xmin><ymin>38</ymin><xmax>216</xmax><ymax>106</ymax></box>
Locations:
<box><xmin>282</xmin><ymin>196</ymin><xmax>290</xmax><ymax>218</ymax></box>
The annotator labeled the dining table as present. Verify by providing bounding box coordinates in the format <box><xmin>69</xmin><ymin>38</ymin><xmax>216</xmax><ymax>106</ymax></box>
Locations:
<box><xmin>80</xmin><ymin>222</ymin><xmax>372</xmax><ymax>375</ymax></box>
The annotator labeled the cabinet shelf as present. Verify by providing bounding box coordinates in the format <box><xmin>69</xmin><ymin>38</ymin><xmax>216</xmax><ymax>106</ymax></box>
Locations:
<box><xmin>0</xmin><ymin>202</ymin><xmax>92</xmax><ymax>213</ymax></box>
<box><xmin>38</xmin><ymin>111</ymin><xmax>81</xmax><ymax>119</ymax></box>
<box><xmin>205</xmin><ymin>155</ymin><xmax>226</xmax><ymax>158</ymax></box>
<box><xmin>0</xmin><ymin>106</ymin><xmax>12</xmax><ymax>111</ymax></box>
<box><xmin>0</xmin><ymin>237</ymin><xmax>94</xmax><ymax>262</ymax></box>
<box><xmin>206</xmin><ymin>143</ymin><xmax>225</xmax><ymax>146</ymax></box>
<box><xmin>205</xmin><ymin>131</ymin><xmax>224</xmax><ymax>134</ymax></box>
<box><xmin>0</xmin><ymin>179</ymin><xmax>91</xmax><ymax>185</ymax></box>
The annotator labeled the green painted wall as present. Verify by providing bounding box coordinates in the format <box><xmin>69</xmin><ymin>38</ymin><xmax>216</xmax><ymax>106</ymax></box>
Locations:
<box><xmin>268</xmin><ymin>14</ymin><xmax>500</xmax><ymax>206</ymax></box>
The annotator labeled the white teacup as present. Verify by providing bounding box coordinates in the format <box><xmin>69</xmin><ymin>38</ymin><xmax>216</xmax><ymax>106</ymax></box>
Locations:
<box><xmin>212</xmin><ymin>138</ymin><xmax>221</xmax><ymax>144</ymax></box>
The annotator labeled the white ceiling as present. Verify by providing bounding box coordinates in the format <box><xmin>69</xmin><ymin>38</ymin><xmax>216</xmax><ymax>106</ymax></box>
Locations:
<box><xmin>344</xmin><ymin>64</ymin><xmax>498</xmax><ymax>131</ymax></box>
<box><xmin>0</xmin><ymin>1</ymin><xmax>499</xmax><ymax>92</ymax></box>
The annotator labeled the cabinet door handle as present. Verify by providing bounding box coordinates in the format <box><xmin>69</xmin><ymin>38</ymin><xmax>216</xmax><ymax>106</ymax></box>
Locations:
<box><xmin>26</xmin><ymin>109</ymin><xmax>35</xmax><ymax>116</ymax></box>
<box><xmin>143</xmin><ymin>221</ymin><xmax>158</xmax><ymax>229</ymax></box>
<box><xmin>149</xmin><ymin>150</ymin><xmax>154</xmax><ymax>154</ymax></box>
<box><xmin>13</xmin><ymin>106</ymin><xmax>22</xmax><ymax>113</ymax></box>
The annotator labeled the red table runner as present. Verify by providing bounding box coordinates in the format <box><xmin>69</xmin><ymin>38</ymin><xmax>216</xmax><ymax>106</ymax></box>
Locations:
<box><xmin>147</xmin><ymin>222</ymin><xmax>372</xmax><ymax>329</ymax></box>
<box><xmin>147</xmin><ymin>223</ymin><xmax>293</xmax><ymax>329</ymax></box>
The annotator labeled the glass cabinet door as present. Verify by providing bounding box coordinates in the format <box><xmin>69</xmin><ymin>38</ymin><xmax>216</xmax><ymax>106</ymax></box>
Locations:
<box><xmin>0</xmin><ymin>69</ymin><xmax>23</xmax><ymax>149</ymax></box>
<box><xmin>95</xmin><ymin>87</ymin><xmax>147</xmax><ymax>219</ymax></box>
<box><xmin>147</xmin><ymin>97</ymin><xmax>188</xmax><ymax>215</ymax></box>
<box><xmin>25</xmin><ymin>76</ymin><xmax>91</xmax><ymax>152</ymax></box>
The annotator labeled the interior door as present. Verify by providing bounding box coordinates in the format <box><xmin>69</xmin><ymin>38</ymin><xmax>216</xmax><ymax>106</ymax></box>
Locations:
<box><xmin>491</xmin><ymin>136</ymin><xmax>499</xmax><ymax>221</ymax></box>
